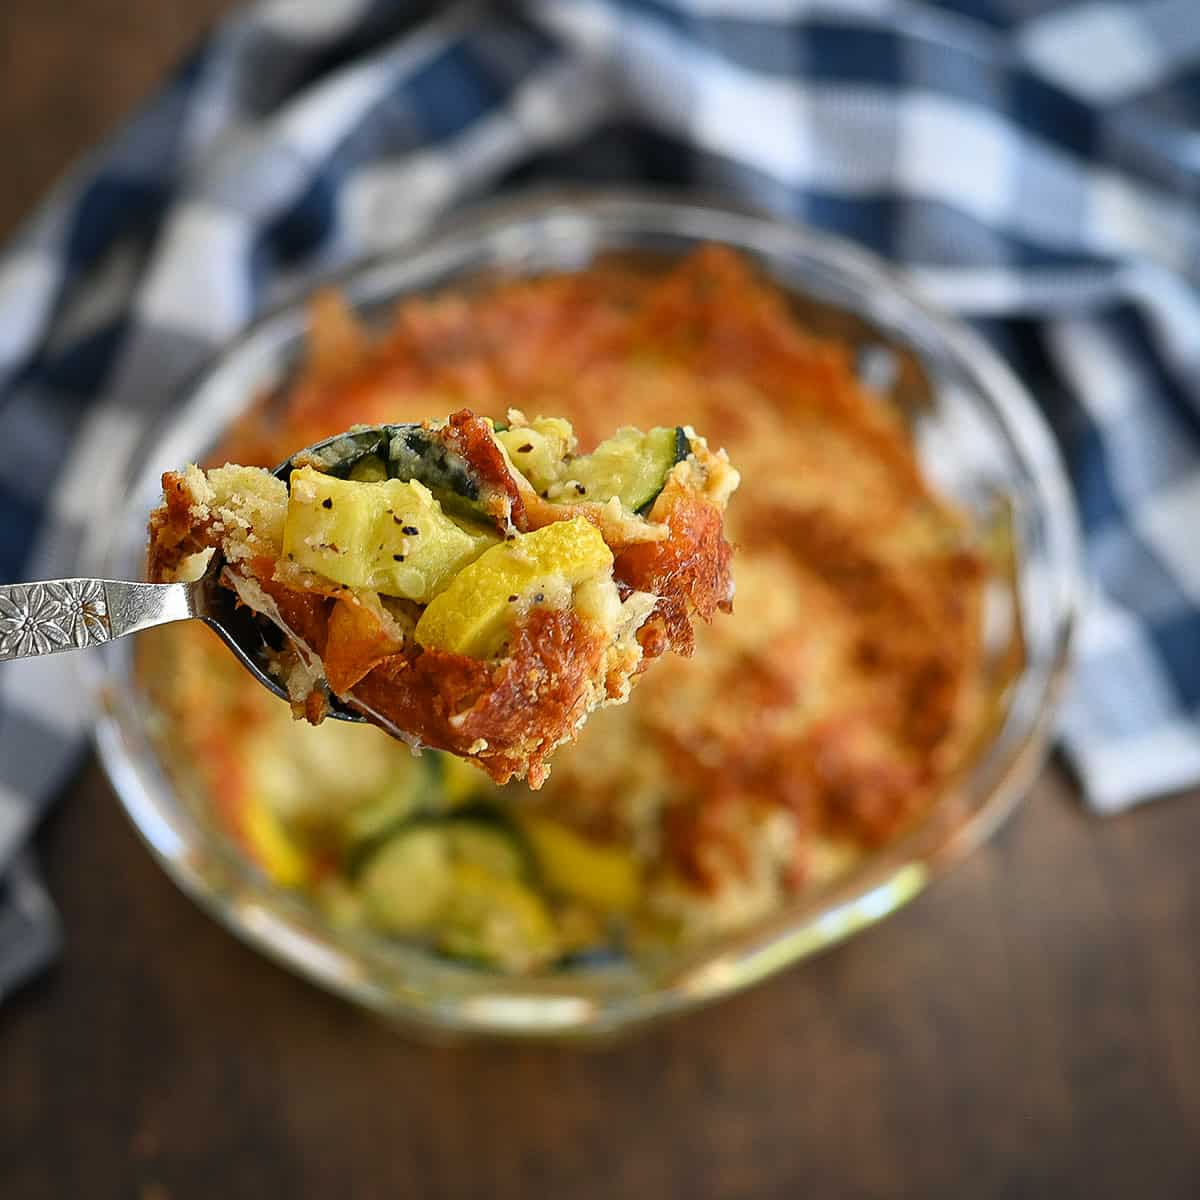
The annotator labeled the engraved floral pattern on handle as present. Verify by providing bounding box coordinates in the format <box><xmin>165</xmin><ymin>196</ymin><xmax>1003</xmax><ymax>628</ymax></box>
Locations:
<box><xmin>0</xmin><ymin>580</ymin><xmax>111</xmax><ymax>659</ymax></box>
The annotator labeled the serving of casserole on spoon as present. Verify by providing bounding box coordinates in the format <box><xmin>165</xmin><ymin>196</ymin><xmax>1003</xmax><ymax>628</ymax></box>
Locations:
<box><xmin>142</xmin><ymin>408</ymin><xmax>738</xmax><ymax>786</ymax></box>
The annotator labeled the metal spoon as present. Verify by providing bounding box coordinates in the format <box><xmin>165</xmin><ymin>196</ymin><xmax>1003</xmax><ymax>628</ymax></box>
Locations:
<box><xmin>0</xmin><ymin>553</ymin><xmax>349</xmax><ymax>709</ymax></box>
<box><xmin>0</xmin><ymin>423</ymin><xmax>484</xmax><ymax>719</ymax></box>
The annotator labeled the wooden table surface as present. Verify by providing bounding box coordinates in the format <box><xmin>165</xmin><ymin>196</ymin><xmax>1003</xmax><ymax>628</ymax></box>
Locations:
<box><xmin>4</xmin><ymin>6</ymin><xmax>1200</xmax><ymax>1198</ymax></box>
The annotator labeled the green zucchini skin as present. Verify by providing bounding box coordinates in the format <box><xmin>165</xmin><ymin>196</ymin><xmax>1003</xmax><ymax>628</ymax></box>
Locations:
<box><xmin>538</xmin><ymin>425</ymin><xmax>691</xmax><ymax>514</ymax></box>
<box><xmin>286</xmin><ymin>427</ymin><xmax>389</xmax><ymax>479</ymax></box>
<box><xmin>633</xmin><ymin>426</ymin><xmax>691</xmax><ymax>516</ymax></box>
<box><xmin>674</xmin><ymin>425</ymin><xmax>690</xmax><ymax>465</ymax></box>
<box><xmin>385</xmin><ymin>426</ymin><xmax>481</xmax><ymax>502</ymax></box>
<box><xmin>278</xmin><ymin>421</ymin><xmax>689</xmax><ymax>520</ymax></box>
<box><xmin>341</xmin><ymin>755</ymin><xmax>446</xmax><ymax>874</ymax></box>
<box><xmin>352</xmin><ymin>805</ymin><xmax>550</xmax><ymax>965</ymax></box>
<box><xmin>276</xmin><ymin>424</ymin><xmax>486</xmax><ymax>518</ymax></box>
<box><xmin>349</xmin><ymin>804</ymin><xmax>533</xmax><ymax>882</ymax></box>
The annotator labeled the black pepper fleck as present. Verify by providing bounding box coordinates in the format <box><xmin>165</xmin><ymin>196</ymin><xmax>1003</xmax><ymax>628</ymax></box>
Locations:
<box><xmin>401</xmin><ymin>525</ymin><xmax>419</xmax><ymax>536</ymax></box>
<box><xmin>322</xmin><ymin>498</ymin><xmax>332</xmax><ymax>509</ymax></box>
<box><xmin>392</xmin><ymin>515</ymin><xmax>403</xmax><ymax>525</ymax></box>
<box><xmin>507</xmin><ymin>594</ymin><xmax>518</xmax><ymax>602</ymax></box>
<box><xmin>575</xmin><ymin>483</ymin><xmax>586</xmax><ymax>495</ymax></box>
<box><xmin>518</xmin><ymin>443</ymin><xmax>533</xmax><ymax>454</ymax></box>
<box><xmin>393</xmin><ymin>554</ymin><xmax>405</xmax><ymax>562</ymax></box>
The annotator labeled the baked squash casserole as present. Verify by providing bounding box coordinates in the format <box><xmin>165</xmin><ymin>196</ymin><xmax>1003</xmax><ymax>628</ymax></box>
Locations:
<box><xmin>138</xmin><ymin>247</ymin><xmax>990</xmax><ymax>971</ymax></box>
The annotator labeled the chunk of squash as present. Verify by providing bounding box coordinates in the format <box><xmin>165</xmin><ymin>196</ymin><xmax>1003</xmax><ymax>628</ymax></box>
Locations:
<box><xmin>497</xmin><ymin>417</ymin><xmax>576</xmax><ymax>493</ymax></box>
<box><xmin>545</xmin><ymin>426</ymin><xmax>687</xmax><ymax>513</ymax></box>
<box><xmin>524</xmin><ymin>816</ymin><xmax>640</xmax><ymax>913</ymax></box>
<box><xmin>282</xmin><ymin>466</ymin><xmax>495</xmax><ymax>602</ymax></box>
<box><xmin>437</xmin><ymin>862</ymin><xmax>558</xmax><ymax>969</ymax></box>
<box><xmin>241</xmin><ymin>796</ymin><xmax>309</xmax><ymax>887</ymax></box>
<box><xmin>413</xmin><ymin>517</ymin><xmax>612</xmax><ymax>658</ymax></box>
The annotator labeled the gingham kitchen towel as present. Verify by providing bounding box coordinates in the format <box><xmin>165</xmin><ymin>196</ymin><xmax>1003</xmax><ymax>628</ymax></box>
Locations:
<box><xmin>3</xmin><ymin>0</ymin><xmax>1200</xmax><ymax>997</ymax></box>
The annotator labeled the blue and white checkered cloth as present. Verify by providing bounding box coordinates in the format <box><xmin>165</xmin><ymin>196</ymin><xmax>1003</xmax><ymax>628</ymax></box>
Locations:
<box><xmin>3</xmin><ymin>0</ymin><xmax>1200</xmax><ymax>998</ymax></box>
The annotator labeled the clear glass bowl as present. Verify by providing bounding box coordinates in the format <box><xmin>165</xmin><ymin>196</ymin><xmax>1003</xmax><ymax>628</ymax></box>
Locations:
<box><xmin>85</xmin><ymin>190</ymin><xmax>1081</xmax><ymax>1038</ymax></box>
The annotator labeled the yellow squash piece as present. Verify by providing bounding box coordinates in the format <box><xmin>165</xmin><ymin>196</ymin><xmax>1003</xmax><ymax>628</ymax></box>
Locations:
<box><xmin>242</xmin><ymin>797</ymin><xmax>309</xmax><ymax>888</ymax></box>
<box><xmin>524</xmin><ymin>817</ymin><xmax>640</xmax><ymax>913</ymax></box>
<box><xmin>282</xmin><ymin>466</ymin><xmax>495</xmax><ymax>602</ymax></box>
<box><xmin>359</xmin><ymin>825</ymin><xmax>455</xmax><ymax>934</ymax></box>
<box><xmin>438</xmin><ymin>862</ymin><xmax>558</xmax><ymax>969</ymax></box>
<box><xmin>497</xmin><ymin>417</ymin><xmax>576</xmax><ymax>493</ymax></box>
<box><xmin>413</xmin><ymin>517</ymin><xmax>613</xmax><ymax>658</ymax></box>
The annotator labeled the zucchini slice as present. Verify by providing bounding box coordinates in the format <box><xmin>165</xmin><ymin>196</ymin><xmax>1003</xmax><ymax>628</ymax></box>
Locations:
<box><xmin>546</xmin><ymin>426</ymin><xmax>689</xmax><ymax>514</ymax></box>
<box><xmin>437</xmin><ymin>863</ymin><xmax>558</xmax><ymax>970</ymax></box>
<box><xmin>285</xmin><ymin>423</ymin><xmax>488</xmax><ymax>523</ymax></box>
<box><xmin>496</xmin><ymin>418</ymin><xmax>576</xmax><ymax>494</ymax></box>
<box><xmin>355</xmin><ymin>809</ymin><xmax>552</xmax><ymax>967</ymax></box>
<box><xmin>386</xmin><ymin>426</ymin><xmax>484</xmax><ymax>515</ymax></box>
<box><xmin>358</xmin><ymin>823</ymin><xmax>453</xmax><ymax>934</ymax></box>
<box><xmin>355</xmin><ymin>809</ymin><xmax>532</xmax><ymax>910</ymax></box>
<box><xmin>441</xmin><ymin>806</ymin><xmax>534</xmax><ymax>881</ymax></box>
<box><xmin>343</xmin><ymin>755</ymin><xmax>444</xmax><ymax>853</ymax></box>
<box><xmin>282</xmin><ymin>466</ymin><xmax>497</xmax><ymax>602</ymax></box>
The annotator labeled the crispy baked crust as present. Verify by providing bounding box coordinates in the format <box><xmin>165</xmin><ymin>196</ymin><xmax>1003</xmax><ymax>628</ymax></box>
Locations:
<box><xmin>231</xmin><ymin>564</ymin><xmax>623</xmax><ymax>787</ymax></box>
<box><xmin>616</xmin><ymin>479</ymin><xmax>734</xmax><ymax>658</ymax></box>
<box><xmin>351</xmin><ymin>607</ymin><xmax>609</xmax><ymax>788</ymax></box>
<box><xmin>147</xmin><ymin>469</ymin><xmax>216</xmax><ymax>580</ymax></box>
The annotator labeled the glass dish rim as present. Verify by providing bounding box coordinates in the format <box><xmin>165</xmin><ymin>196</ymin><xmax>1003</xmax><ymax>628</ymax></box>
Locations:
<box><xmin>85</xmin><ymin>186</ymin><xmax>1083</xmax><ymax>1039</ymax></box>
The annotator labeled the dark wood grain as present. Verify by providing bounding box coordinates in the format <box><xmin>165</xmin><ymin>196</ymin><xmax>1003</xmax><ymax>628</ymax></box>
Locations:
<box><xmin>6</xmin><ymin>761</ymin><xmax>1200</xmax><ymax>1199</ymax></box>
<box><xmin>5</xmin><ymin>6</ymin><xmax>1200</xmax><ymax>1199</ymax></box>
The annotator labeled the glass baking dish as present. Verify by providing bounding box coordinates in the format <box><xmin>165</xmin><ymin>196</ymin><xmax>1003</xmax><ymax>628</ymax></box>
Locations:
<box><xmin>84</xmin><ymin>190</ymin><xmax>1081</xmax><ymax>1038</ymax></box>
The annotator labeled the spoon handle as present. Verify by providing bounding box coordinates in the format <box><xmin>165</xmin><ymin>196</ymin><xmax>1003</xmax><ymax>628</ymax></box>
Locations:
<box><xmin>0</xmin><ymin>578</ymin><xmax>196</xmax><ymax>662</ymax></box>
